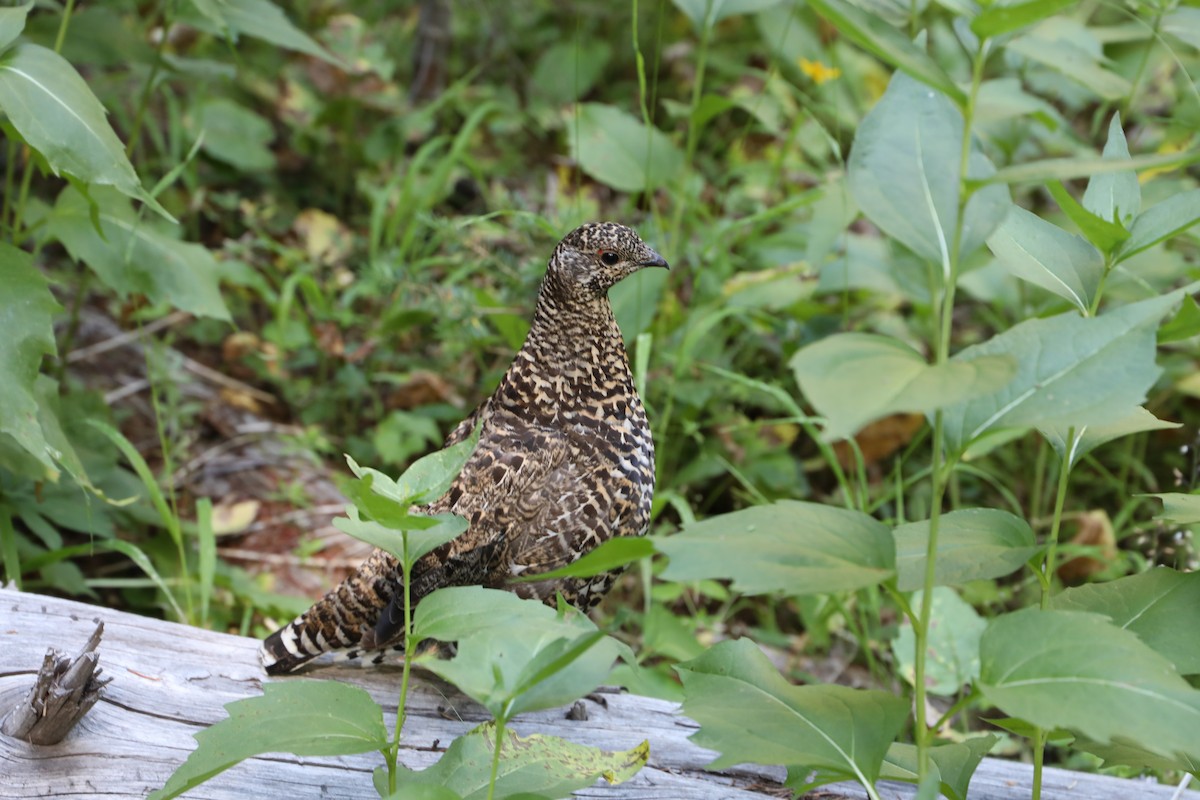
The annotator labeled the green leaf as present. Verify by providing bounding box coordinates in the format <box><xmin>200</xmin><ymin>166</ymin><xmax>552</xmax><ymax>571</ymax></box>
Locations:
<box><xmin>881</xmin><ymin>737</ymin><xmax>997</xmax><ymax>800</ymax></box>
<box><xmin>514</xmin><ymin>536</ymin><xmax>655</xmax><ymax>582</ymax></box>
<box><xmin>894</xmin><ymin>587</ymin><xmax>986</xmax><ymax>695</ymax></box>
<box><xmin>941</xmin><ymin>291</ymin><xmax>1182</xmax><ymax>453</ymax></box>
<box><xmin>345</xmin><ymin>422</ymin><xmax>479</xmax><ymax>506</ymax></box>
<box><xmin>0</xmin><ymin>43</ymin><xmax>168</xmax><ymax>217</ymax></box>
<box><xmin>0</xmin><ymin>3</ymin><xmax>31</xmax><ymax>54</ymax></box>
<box><xmin>1117</xmin><ymin>189</ymin><xmax>1200</xmax><ymax>264</ymax></box>
<box><xmin>194</xmin><ymin>98</ymin><xmax>274</xmax><ymax>172</ymax></box>
<box><xmin>676</xmin><ymin>638</ymin><xmax>908</xmax><ymax>785</ymax></box>
<box><xmin>985</xmin><ymin>205</ymin><xmax>1103</xmax><ymax>314</ymax></box>
<box><xmin>48</xmin><ymin>186</ymin><xmax>229</xmax><ymax>319</ymax></box>
<box><xmin>411</xmin><ymin>586</ymin><xmax>563</xmax><ymax>644</ymax></box>
<box><xmin>978</xmin><ymin>609</ymin><xmax>1200</xmax><ymax>763</ymax></box>
<box><xmin>1045</xmin><ymin>181</ymin><xmax>1129</xmax><ymax>256</ymax></box>
<box><xmin>1082</xmin><ymin>114</ymin><xmax>1139</xmax><ymax>227</ymax></box>
<box><xmin>530</xmin><ymin>40</ymin><xmax>611</xmax><ymax>105</ymax></box>
<box><xmin>791</xmin><ymin>333</ymin><xmax>1013</xmax><ymax>440</ymax></box>
<box><xmin>419</xmin><ymin>601</ymin><xmax>620</xmax><ymax>718</ymax></box>
<box><xmin>848</xmin><ymin>69</ymin><xmax>1009</xmax><ymax>269</ymax></box>
<box><xmin>403</xmin><ymin>723</ymin><xmax>647</xmax><ymax>800</ymax></box>
<box><xmin>893</xmin><ymin>508</ymin><xmax>1039</xmax><ymax>592</ymax></box>
<box><xmin>1158</xmin><ymin>294</ymin><xmax>1200</xmax><ymax>343</ymax></box>
<box><xmin>657</xmin><ymin>501</ymin><xmax>895</xmax><ymax>595</ymax></box>
<box><xmin>1050</xmin><ymin>569</ymin><xmax>1200</xmax><ymax>676</ymax></box>
<box><xmin>189</xmin><ymin>0</ymin><xmax>340</xmax><ymax>65</ymax></box>
<box><xmin>1072</xmin><ymin>737</ymin><xmax>1199</xmax><ymax>775</ymax></box>
<box><xmin>970</xmin><ymin>0</ymin><xmax>1074</xmax><ymax>39</ymax></box>
<box><xmin>806</xmin><ymin>0</ymin><xmax>966</xmax><ymax>107</ymax></box>
<box><xmin>977</xmin><ymin>149</ymin><xmax>1200</xmax><ymax>187</ymax></box>
<box><xmin>1041</xmin><ymin>406</ymin><xmax>1179</xmax><ymax>471</ymax></box>
<box><xmin>1148</xmin><ymin>492</ymin><xmax>1200</xmax><ymax>526</ymax></box>
<box><xmin>672</xmin><ymin>0</ymin><xmax>785</xmax><ymax>31</ymax></box>
<box><xmin>1007</xmin><ymin>24</ymin><xmax>1130</xmax><ymax>100</ymax></box>
<box><xmin>1163</xmin><ymin>7</ymin><xmax>1200</xmax><ymax>50</ymax></box>
<box><xmin>571</xmin><ymin>103</ymin><xmax>683</xmax><ymax>193</ymax></box>
<box><xmin>334</xmin><ymin>507</ymin><xmax>466</xmax><ymax>566</ymax></box>
<box><xmin>0</xmin><ymin>243</ymin><xmax>62</xmax><ymax>479</ymax></box>
<box><xmin>149</xmin><ymin>681</ymin><xmax>387</xmax><ymax>800</ymax></box>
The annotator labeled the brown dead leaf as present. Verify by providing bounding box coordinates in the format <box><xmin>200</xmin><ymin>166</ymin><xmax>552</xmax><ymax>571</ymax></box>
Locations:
<box><xmin>832</xmin><ymin>413</ymin><xmax>924</xmax><ymax>470</ymax></box>
<box><xmin>387</xmin><ymin>369</ymin><xmax>464</xmax><ymax>410</ymax></box>
<box><xmin>1057</xmin><ymin>509</ymin><xmax>1117</xmax><ymax>584</ymax></box>
<box><xmin>294</xmin><ymin>208</ymin><xmax>353</xmax><ymax>266</ymax></box>
<box><xmin>313</xmin><ymin>322</ymin><xmax>345</xmax><ymax>358</ymax></box>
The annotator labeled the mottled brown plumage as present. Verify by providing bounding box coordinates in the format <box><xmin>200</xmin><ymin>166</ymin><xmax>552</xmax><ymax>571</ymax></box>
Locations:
<box><xmin>261</xmin><ymin>222</ymin><xmax>667</xmax><ymax>673</ymax></box>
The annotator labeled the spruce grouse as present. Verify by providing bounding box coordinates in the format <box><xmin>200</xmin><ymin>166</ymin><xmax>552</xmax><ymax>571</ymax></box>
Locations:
<box><xmin>261</xmin><ymin>221</ymin><xmax>667</xmax><ymax>673</ymax></box>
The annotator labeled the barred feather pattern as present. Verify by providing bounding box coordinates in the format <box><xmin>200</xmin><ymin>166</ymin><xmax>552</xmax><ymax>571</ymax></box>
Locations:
<box><xmin>261</xmin><ymin>222</ymin><xmax>667</xmax><ymax>673</ymax></box>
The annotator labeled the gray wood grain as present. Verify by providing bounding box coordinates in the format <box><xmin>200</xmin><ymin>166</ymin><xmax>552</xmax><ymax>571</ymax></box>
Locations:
<box><xmin>0</xmin><ymin>587</ymin><xmax>1193</xmax><ymax>800</ymax></box>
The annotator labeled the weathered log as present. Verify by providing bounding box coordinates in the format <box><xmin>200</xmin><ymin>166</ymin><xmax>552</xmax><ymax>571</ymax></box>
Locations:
<box><xmin>0</xmin><ymin>587</ymin><xmax>1194</xmax><ymax>800</ymax></box>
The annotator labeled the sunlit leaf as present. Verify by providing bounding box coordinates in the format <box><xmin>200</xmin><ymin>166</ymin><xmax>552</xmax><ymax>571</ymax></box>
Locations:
<box><xmin>149</xmin><ymin>681</ymin><xmax>387</xmax><ymax>800</ymax></box>
<box><xmin>658</xmin><ymin>501</ymin><xmax>894</xmax><ymax>595</ymax></box>
<box><xmin>1049</xmin><ymin>569</ymin><xmax>1200</xmax><ymax>676</ymax></box>
<box><xmin>979</xmin><ymin>609</ymin><xmax>1200</xmax><ymax>763</ymax></box>
<box><xmin>677</xmin><ymin>639</ymin><xmax>908</xmax><ymax>786</ymax></box>
<box><xmin>401</xmin><ymin>722</ymin><xmax>647</xmax><ymax>800</ymax></box>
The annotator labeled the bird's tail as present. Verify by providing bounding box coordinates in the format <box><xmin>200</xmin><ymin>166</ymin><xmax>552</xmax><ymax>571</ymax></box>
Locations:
<box><xmin>260</xmin><ymin>549</ymin><xmax>402</xmax><ymax>674</ymax></box>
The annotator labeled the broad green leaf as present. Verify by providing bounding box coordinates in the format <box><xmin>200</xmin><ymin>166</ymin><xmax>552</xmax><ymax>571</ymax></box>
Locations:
<box><xmin>0</xmin><ymin>3</ymin><xmax>31</xmax><ymax>53</ymax></box>
<box><xmin>971</xmin><ymin>0</ymin><xmax>1073</xmax><ymax>39</ymax></box>
<box><xmin>1163</xmin><ymin>7</ymin><xmax>1200</xmax><ymax>50</ymax></box>
<box><xmin>941</xmin><ymin>291</ymin><xmax>1182</xmax><ymax>453</ymax></box>
<box><xmin>149</xmin><ymin>681</ymin><xmax>387</xmax><ymax>800</ymax></box>
<box><xmin>1158</xmin><ymin>295</ymin><xmax>1200</xmax><ymax>343</ymax></box>
<box><xmin>677</xmin><ymin>638</ymin><xmax>908</xmax><ymax>785</ymax></box>
<box><xmin>334</xmin><ymin>507</ymin><xmax>466</xmax><ymax>566</ymax></box>
<box><xmin>977</xmin><ymin>149</ymin><xmax>1200</xmax><ymax>187</ymax></box>
<box><xmin>27</xmin><ymin>376</ymin><xmax>89</xmax><ymax>486</ymax></box>
<box><xmin>672</xmin><ymin>0</ymin><xmax>785</xmax><ymax>31</ymax></box>
<box><xmin>881</xmin><ymin>737</ymin><xmax>997</xmax><ymax>800</ymax></box>
<box><xmin>658</xmin><ymin>501</ymin><xmax>895</xmax><ymax>595</ymax></box>
<box><xmin>1049</xmin><ymin>569</ymin><xmax>1200</xmax><ymax>676</ymax></box>
<box><xmin>985</xmin><ymin>205</ymin><xmax>1103</xmax><ymax>315</ymax></box>
<box><xmin>571</xmin><ymin>104</ymin><xmax>683</xmax><ymax>193</ymax></box>
<box><xmin>1117</xmin><ymin>189</ymin><xmax>1200</xmax><ymax>264</ymax></box>
<box><xmin>0</xmin><ymin>44</ymin><xmax>167</xmax><ymax>217</ymax></box>
<box><xmin>893</xmin><ymin>508</ymin><xmax>1039</xmax><ymax>592</ymax></box>
<box><xmin>1072</xmin><ymin>737</ymin><xmax>1199</xmax><ymax>774</ymax></box>
<box><xmin>974</xmin><ymin>78</ymin><xmax>1059</xmax><ymax>127</ymax></box>
<box><xmin>1041</xmin><ymin>406</ymin><xmax>1178</xmax><ymax>471</ymax></box>
<box><xmin>514</xmin><ymin>535</ymin><xmax>654</xmax><ymax>582</ymax></box>
<box><xmin>848</xmin><ymin>70</ymin><xmax>1009</xmax><ymax>270</ymax></box>
<box><xmin>412</xmin><ymin>586</ymin><xmax>565</xmax><ymax>644</ymax></box>
<box><xmin>48</xmin><ymin>187</ymin><xmax>229</xmax><ymax>320</ymax></box>
<box><xmin>894</xmin><ymin>587</ymin><xmax>985</xmax><ymax>695</ymax></box>
<box><xmin>1149</xmin><ymin>492</ymin><xmax>1200</xmax><ymax>526</ymax></box>
<box><xmin>806</xmin><ymin>0</ymin><xmax>966</xmax><ymax>106</ymax></box>
<box><xmin>194</xmin><ymin>98</ymin><xmax>274</xmax><ymax>172</ymax></box>
<box><xmin>1045</xmin><ymin>181</ymin><xmax>1129</xmax><ymax>255</ymax></box>
<box><xmin>189</xmin><ymin>0</ymin><xmax>339</xmax><ymax>64</ymax></box>
<box><xmin>1082</xmin><ymin>114</ymin><xmax>1139</xmax><ymax>227</ymax></box>
<box><xmin>979</xmin><ymin>609</ymin><xmax>1200</xmax><ymax>763</ymax></box>
<box><xmin>420</xmin><ymin>612</ymin><xmax>619</xmax><ymax>717</ymax></box>
<box><xmin>1007</xmin><ymin>24</ymin><xmax>1130</xmax><ymax>100</ymax></box>
<box><xmin>791</xmin><ymin>333</ymin><xmax>1013</xmax><ymax>440</ymax></box>
<box><xmin>530</xmin><ymin>40</ymin><xmax>611</xmax><ymax>105</ymax></box>
<box><xmin>0</xmin><ymin>243</ymin><xmax>62</xmax><ymax>479</ymax></box>
<box><xmin>346</xmin><ymin>423</ymin><xmax>479</xmax><ymax>506</ymax></box>
<box><xmin>403</xmin><ymin>723</ymin><xmax>647</xmax><ymax>800</ymax></box>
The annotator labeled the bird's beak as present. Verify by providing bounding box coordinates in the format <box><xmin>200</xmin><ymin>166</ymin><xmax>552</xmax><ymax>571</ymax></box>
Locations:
<box><xmin>639</xmin><ymin>249</ymin><xmax>670</xmax><ymax>270</ymax></box>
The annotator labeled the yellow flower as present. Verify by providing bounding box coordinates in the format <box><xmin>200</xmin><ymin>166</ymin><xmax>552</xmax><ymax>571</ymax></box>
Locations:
<box><xmin>799</xmin><ymin>57</ymin><xmax>841</xmax><ymax>85</ymax></box>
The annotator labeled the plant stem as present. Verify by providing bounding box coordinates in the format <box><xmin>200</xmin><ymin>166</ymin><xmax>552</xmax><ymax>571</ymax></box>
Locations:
<box><xmin>387</xmin><ymin>536</ymin><xmax>417</xmax><ymax>795</ymax></box>
<box><xmin>487</xmin><ymin>711</ymin><xmax>510</xmax><ymax>800</ymax></box>
<box><xmin>127</xmin><ymin>1</ymin><xmax>176</xmax><ymax>158</ymax></box>
<box><xmin>1040</xmin><ymin>440</ymin><xmax>1073</xmax><ymax>610</ymax></box>
<box><xmin>913</xmin><ymin>41</ymin><xmax>987</xmax><ymax>782</ymax></box>
<box><xmin>54</xmin><ymin>0</ymin><xmax>77</xmax><ymax>52</ymax></box>
<box><xmin>1032</xmin><ymin>726</ymin><xmax>1048</xmax><ymax>800</ymax></box>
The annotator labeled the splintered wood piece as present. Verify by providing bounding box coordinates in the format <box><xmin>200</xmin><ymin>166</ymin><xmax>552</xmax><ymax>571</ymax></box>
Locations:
<box><xmin>2</xmin><ymin>620</ymin><xmax>111</xmax><ymax>745</ymax></box>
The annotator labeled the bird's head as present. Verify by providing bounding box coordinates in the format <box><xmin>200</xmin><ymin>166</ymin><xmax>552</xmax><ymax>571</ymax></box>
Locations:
<box><xmin>549</xmin><ymin>221</ymin><xmax>669</xmax><ymax>298</ymax></box>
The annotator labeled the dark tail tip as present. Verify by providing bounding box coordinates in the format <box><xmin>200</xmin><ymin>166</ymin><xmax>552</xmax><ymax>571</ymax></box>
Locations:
<box><xmin>260</xmin><ymin>626</ymin><xmax>313</xmax><ymax>675</ymax></box>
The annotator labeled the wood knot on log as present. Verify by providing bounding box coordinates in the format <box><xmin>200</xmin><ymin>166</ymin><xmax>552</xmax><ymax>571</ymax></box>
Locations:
<box><xmin>1</xmin><ymin>620</ymin><xmax>111</xmax><ymax>745</ymax></box>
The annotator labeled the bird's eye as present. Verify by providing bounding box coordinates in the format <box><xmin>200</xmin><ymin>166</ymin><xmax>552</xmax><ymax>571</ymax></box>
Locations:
<box><xmin>598</xmin><ymin>249</ymin><xmax>620</xmax><ymax>266</ymax></box>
